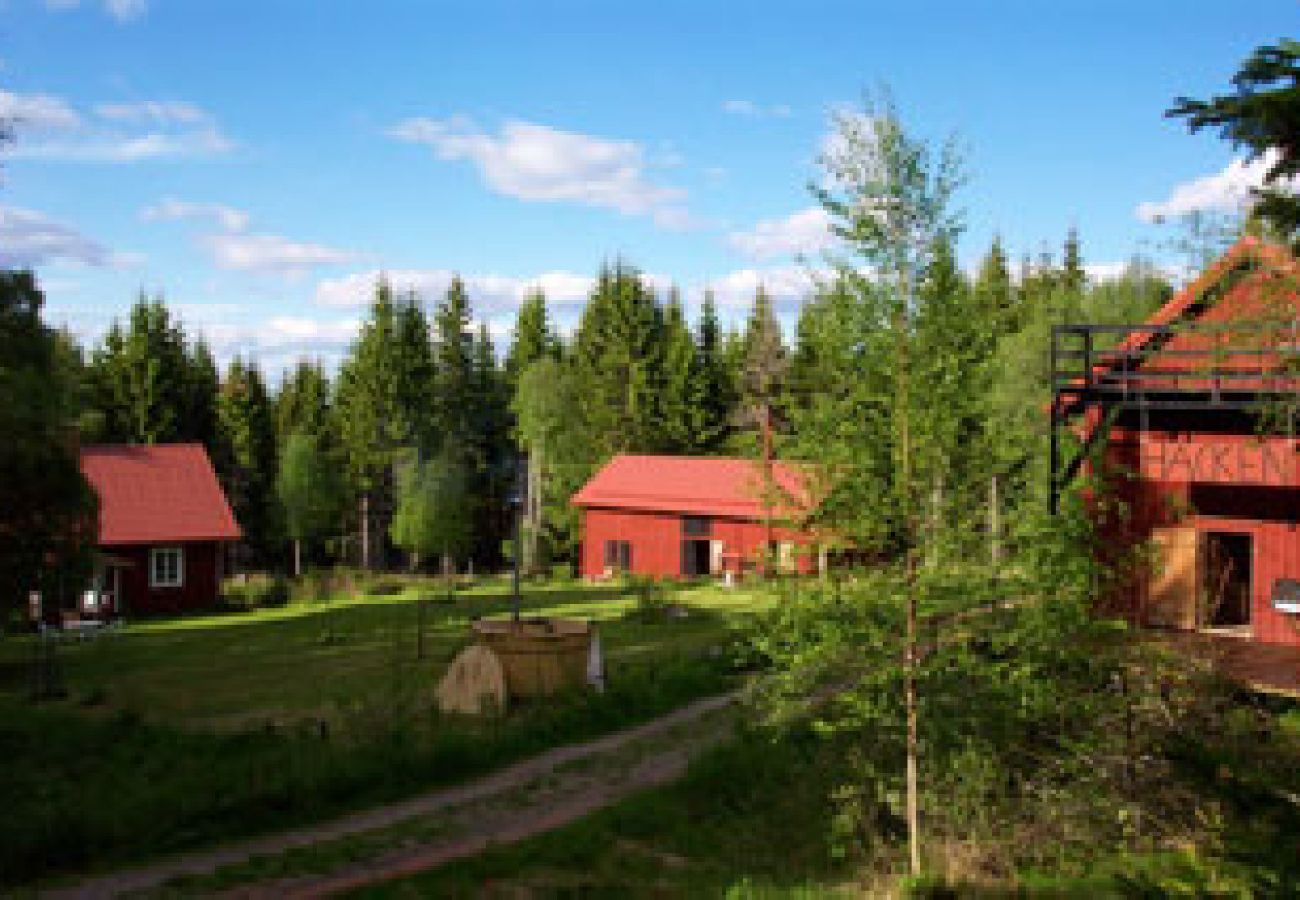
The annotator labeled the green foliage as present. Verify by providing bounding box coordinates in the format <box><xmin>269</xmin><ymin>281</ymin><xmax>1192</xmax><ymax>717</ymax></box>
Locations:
<box><xmin>504</xmin><ymin>288</ymin><xmax>560</xmax><ymax>387</ymax></box>
<box><xmin>276</xmin><ymin>430</ymin><xmax>345</xmax><ymax>550</ymax></box>
<box><xmin>0</xmin><ymin>270</ymin><xmax>97</xmax><ymax>619</ymax></box>
<box><xmin>390</xmin><ymin>453</ymin><xmax>472</xmax><ymax>565</ymax></box>
<box><xmin>86</xmin><ymin>294</ymin><xmax>216</xmax><ymax>446</ymax></box>
<box><xmin>1167</xmin><ymin>38</ymin><xmax>1300</xmax><ymax>244</ymax></box>
<box><xmin>275</xmin><ymin>358</ymin><xmax>332</xmax><ymax>442</ymax></box>
<box><xmin>220</xmin><ymin>573</ymin><xmax>291</xmax><ymax>610</ymax></box>
<box><xmin>218</xmin><ymin>356</ymin><xmax>280</xmax><ymax>563</ymax></box>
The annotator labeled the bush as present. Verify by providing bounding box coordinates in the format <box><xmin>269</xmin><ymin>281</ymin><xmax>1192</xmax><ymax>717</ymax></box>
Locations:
<box><xmin>220</xmin><ymin>574</ymin><xmax>290</xmax><ymax>610</ymax></box>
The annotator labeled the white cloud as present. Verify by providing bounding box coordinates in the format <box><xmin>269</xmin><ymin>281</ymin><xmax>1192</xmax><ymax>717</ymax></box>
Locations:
<box><xmin>315</xmin><ymin>268</ymin><xmax>597</xmax><ymax>311</ymax></box>
<box><xmin>0</xmin><ymin>204</ymin><xmax>111</xmax><ymax>268</ymax></box>
<box><xmin>105</xmin><ymin>0</ymin><xmax>146</xmax><ymax>20</ymax></box>
<box><xmin>388</xmin><ymin>116</ymin><xmax>691</xmax><ymax>227</ymax></box>
<box><xmin>1135</xmin><ymin>151</ymin><xmax>1295</xmax><ymax>223</ymax></box>
<box><xmin>728</xmin><ymin>206</ymin><xmax>834</xmax><ymax>260</ymax></box>
<box><xmin>95</xmin><ymin>100</ymin><xmax>207</xmax><ymax>125</ymax></box>
<box><xmin>698</xmin><ymin>265</ymin><xmax>827</xmax><ymax>312</ymax></box>
<box><xmin>43</xmin><ymin>0</ymin><xmax>147</xmax><ymax>21</ymax></box>
<box><xmin>142</xmin><ymin>197</ymin><xmax>250</xmax><ymax>232</ymax></box>
<box><xmin>0</xmin><ymin>90</ymin><xmax>81</xmax><ymax>131</ymax></box>
<box><xmin>4</xmin><ymin>93</ymin><xmax>233</xmax><ymax>163</ymax></box>
<box><xmin>722</xmin><ymin>99</ymin><xmax>792</xmax><ymax>119</ymax></box>
<box><xmin>203</xmin><ymin>233</ymin><xmax>361</xmax><ymax>276</ymax></box>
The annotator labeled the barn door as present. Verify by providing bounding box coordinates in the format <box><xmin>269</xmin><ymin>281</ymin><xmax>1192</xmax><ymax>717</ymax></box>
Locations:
<box><xmin>709</xmin><ymin>540</ymin><xmax>724</xmax><ymax>576</ymax></box>
<box><xmin>1148</xmin><ymin>526</ymin><xmax>1200</xmax><ymax>630</ymax></box>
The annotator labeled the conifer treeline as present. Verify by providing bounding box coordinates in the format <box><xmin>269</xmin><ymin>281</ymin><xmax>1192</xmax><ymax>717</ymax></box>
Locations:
<box><xmin>70</xmin><ymin>233</ymin><xmax>1171</xmax><ymax>574</ymax></box>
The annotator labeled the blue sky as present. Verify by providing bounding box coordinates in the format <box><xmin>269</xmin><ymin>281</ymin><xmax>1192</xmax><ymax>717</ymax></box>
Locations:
<box><xmin>1</xmin><ymin>0</ymin><xmax>1295</xmax><ymax>376</ymax></box>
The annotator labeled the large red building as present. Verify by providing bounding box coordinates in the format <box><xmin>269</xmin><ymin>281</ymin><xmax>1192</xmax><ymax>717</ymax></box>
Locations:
<box><xmin>572</xmin><ymin>454</ymin><xmax>818</xmax><ymax>579</ymax></box>
<box><xmin>80</xmin><ymin>443</ymin><xmax>241</xmax><ymax>616</ymax></box>
<box><xmin>1053</xmin><ymin>238</ymin><xmax>1300</xmax><ymax>647</ymax></box>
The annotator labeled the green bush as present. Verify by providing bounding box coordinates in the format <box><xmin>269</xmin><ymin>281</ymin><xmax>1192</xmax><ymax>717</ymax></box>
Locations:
<box><xmin>220</xmin><ymin>574</ymin><xmax>290</xmax><ymax>610</ymax></box>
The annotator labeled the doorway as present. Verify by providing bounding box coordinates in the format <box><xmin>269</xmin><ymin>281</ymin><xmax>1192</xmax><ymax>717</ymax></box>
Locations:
<box><xmin>681</xmin><ymin>540</ymin><xmax>711</xmax><ymax>577</ymax></box>
<box><xmin>1203</xmin><ymin>532</ymin><xmax>1252</xmax><ymax>629</ymax></box>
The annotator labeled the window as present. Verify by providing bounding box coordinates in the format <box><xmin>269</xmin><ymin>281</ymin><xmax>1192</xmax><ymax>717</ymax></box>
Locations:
<box><xmin>682</xmin><ymin>516</ymin><xmax>712</xmax><ymax>537</ymax></box>
<box><xmin>150</xmin><ymin>547</ymin><xmax>184</xmax><ymax>588</ymax></box>
<box><xmin>603</xmin><ymin>540</ymin><xmax>632</xmax><ymax>573</ymax></box>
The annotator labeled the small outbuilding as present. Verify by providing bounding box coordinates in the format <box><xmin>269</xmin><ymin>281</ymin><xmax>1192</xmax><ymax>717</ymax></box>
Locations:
<box><xmin>79</xmin><ymin>443</ymin><xmax>241</xmax><ymax>616</ymax></box>
<box><xmin>571</xmin><ymin>454</ymin><xmax>818</xmax><ymax>580</ymax></box>
<box><xmin>1052</xmin><ymin>238</ymin><xmax>1300</xmax><ymax>647</ymax></box>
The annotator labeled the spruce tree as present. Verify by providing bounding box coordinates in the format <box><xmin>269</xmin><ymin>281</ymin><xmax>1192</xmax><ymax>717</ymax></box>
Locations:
<box><xmin>694</xmin><ymin>290</ymin><xmax>733</xmax><ymax>451</ymax></box>
<box><xmin>433</xmin><ymin>276</ymin><xmax>475</xmax><ymax>457</ymax></box>
<box><xmin>658</xmin><ymin>288</ymin><xmax>701</xmax><ymax>452</ymax></box>
<box><xmin>504</xmin><ymin>289</ymin><xmax>559</xmax><ymax>387</ymax></box>
<box><xmin>334</xmin><ymin>278</ymin><xmax>406</xmax><ymax>568</ymax></box>
<box><xmin>218</xmin><ymin>356</ymin><xmax>280</xmax><ymax>566</ymax></box>
<box><xmin>88</xmin><ymin>295</ymin><xmax>192</xmax><ymax>444</ymax></box>
<box><xmin>275</xmin><ymin>359</ymin><xmax>332</xmax><ymax>441</ymax></box>
<box><xmin>570</xmin><ymin>262</ymin><xmax>666</xmax><ymax>458</ymax></box>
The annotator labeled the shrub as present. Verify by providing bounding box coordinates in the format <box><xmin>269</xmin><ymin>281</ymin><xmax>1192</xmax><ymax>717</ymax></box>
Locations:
<box><xmin>220</xmin><ymin>574</ymin><xmax>290</xmax><ymax>610</ymax></box>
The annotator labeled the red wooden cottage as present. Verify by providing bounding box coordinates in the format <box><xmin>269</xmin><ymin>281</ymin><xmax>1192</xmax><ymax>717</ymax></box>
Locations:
<box><xmin>79</xmin><ymin>443</ymin><xmax>241</xmax><ymax>616</ymax></box>
<box><xmin>1052</xmin><ymin>237</ymin><xmax>1300</xmax><ymax>647</ymax></box>
<box><xmin>571</xmin><ymin>454</ymin><xmax>818</xmax><ymax>580</ymax></box>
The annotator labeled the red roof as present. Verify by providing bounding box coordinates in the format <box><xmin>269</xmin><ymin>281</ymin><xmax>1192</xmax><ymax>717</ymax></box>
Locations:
<box><xmin>80</xmin><ymin>443</ymin><xmax>242</xmax><ymax>546</ymax></box>
<box><xmin>571</xmin><ymin>454</ymin><xmax>812</xmax><ymax>520</ymax></box>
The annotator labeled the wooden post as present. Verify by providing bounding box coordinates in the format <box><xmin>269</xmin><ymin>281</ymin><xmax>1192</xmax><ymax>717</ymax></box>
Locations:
<box><xmin>360</xmin><ymin>492</ymin><xmax>371</xmax><ymax>571</ymax></box>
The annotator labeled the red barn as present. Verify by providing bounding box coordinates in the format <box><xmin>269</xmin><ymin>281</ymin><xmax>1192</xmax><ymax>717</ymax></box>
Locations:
<box><xmin>571</xmin><ymin>454</ymin><xmax>818</xmax><ymax>579</ymax></box>
<box><xmin>80</xmin><ymin>443</ymin><xmax>241</xmax><ymax>616</ymax></box>
<box><xmin>1052</xmin><ymin>238</ymin><xmax>1300</xmax><ymax>647</ymax></box>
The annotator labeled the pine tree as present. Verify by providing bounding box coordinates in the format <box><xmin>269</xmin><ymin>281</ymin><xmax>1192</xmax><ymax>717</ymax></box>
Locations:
<box><xmin>468</xmin><ymin>321</ymin><xmax>511</xmax><ymax>566</ymax></box>
<box><xmin>570</xmin><ymin>262</ymin><xmax>666</xmax><ymax>458</ymax></box>
<box><xmin>0</xmin><ymin>271</ymin><xmax>97</xmax><ymax>618</ymax></box>
<box><xmin>218</xmin><ymin>356</ymin><xmax>280</xmax><ymax>566</ymax></box>
<box><xmin>973</xmin><ymin>235</ymin><xmax>1016</xmax><ymax>333</ymax></box>
<box><xmin>1062</xmin><ymin>226</ymin><xmax>1086</xmax><ymax>296</ymax></box>
<box><xmin>394</xmin><ymin>292</ymin><xmax>437</xmax><ymax>452</ymax></box>
<box><xmin>88</xmin><ymin>295</ymin><xmax>193</xmax><ymax>444</ymax></box>
<box><xmin>658</xmin><ymin>288</ymin><xmax>701</xmax><ymax>452</ymax></box>
<box><xmin>334</xmin><ymin>278</ymin><xmax>407</xmax><ymax>568</ymax></box>
<box><xmin>736</xmin><ymin>285</ymin><xmax>789</xmax><ymax>560</ymax></box>
<box><xmin>694</xmin><ymin>290</ymin><xmax>733</xmax><ymax>451</ymax></box>
<box><xmin>433</xmin><ymin>276</ymin><xmax>475</xmax><ymax>458</ymax></box>
<box><xmin>275</xmin><ymin>359</ymin><xmax>332</xmax><ymax>441</ymax></box>
<box><xmin>504</xmin><ymin>289</ymin><xmax>559</xmax><ymax>387</ymax></box>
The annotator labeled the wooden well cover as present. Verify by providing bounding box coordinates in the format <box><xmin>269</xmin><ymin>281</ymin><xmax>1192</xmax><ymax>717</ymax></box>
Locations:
<box><xmin>1148</xmin><ymin>526</ymin><xmax>1199</xmax><ymax>630</ymax></box>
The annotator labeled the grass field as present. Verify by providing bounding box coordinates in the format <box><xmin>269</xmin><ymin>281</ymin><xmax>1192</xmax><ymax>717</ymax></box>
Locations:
<box><xmin>0</xmin><ymin>576</ymin><xmax>773</xmax><ymax>888</ymax></box>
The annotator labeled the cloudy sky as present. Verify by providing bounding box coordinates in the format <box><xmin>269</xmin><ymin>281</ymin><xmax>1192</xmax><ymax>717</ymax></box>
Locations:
<box><xmin>1</xmin><ymin>0</ymin><xmax>1294</xmax><ymax>376</ymax></box>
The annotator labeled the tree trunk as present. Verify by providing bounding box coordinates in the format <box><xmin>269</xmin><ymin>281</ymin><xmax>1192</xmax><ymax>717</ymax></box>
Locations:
<box><xmin>904</xmin><ymin>550</ymin><xmax>921</xmax><ymax>876</ymax></box>
<box><xmin>293</xmin><ymin>539</ymin><xmax>302</xmax><ymax>579</ymax></box>
<box><xmin>360</xmin><ymin>492</ymin><xmax>371</xmax><ymax>571</ymax></box>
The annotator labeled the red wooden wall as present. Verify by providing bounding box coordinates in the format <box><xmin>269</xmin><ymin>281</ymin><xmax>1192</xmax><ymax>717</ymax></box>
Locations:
<box><xmin>110</xmin><ymin>541</ymin><xmax>224</xmax><ymax>615</ymax></box>
<box><xmin>1102</xmin><ymin>426</ymin><xmax>1300</xmax><ymax>647</ymax></box>
<box><xmin>580</xmin><ymin>508</ymin><xmax>815</xmax><ymax>579</ymax></box>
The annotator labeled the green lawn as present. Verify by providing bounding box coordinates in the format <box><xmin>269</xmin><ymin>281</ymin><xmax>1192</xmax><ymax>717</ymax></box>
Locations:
<box><xmin>0</xmin><ymin>577</ymin><xmax>773</xmax><ymax>888</ymax></box>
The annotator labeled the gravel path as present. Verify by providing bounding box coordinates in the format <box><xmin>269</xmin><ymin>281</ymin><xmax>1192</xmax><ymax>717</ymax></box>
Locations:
<box><xmin>46</xmin><ymin>691</ymin><xmax>739</xmax><ymax>899</ymax></box>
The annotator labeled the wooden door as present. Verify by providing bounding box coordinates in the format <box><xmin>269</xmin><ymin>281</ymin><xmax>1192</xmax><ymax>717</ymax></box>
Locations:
<box><xmin>1148</xmin><ymin>526</ymin><xmax>1200</xmax><ymax>630</ymax></box>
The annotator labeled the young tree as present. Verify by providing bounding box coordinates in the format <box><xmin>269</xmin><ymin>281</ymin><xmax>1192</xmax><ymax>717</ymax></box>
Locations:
<box><xmin>0</xmin><ymin>271</ymin><xmax>97</xmax><ymax>619</ymax></box>
<box><xmin>390</xmin><ymin>452</ymin><xmax>472</xmax><ymax>573</ymax></box>
<box><xmin>276</xmin><ymin>429</ymin><xmax>344</xmax><ymax>576</ymax></box>
<box><xmin>736</xmin><ymin>285</ymin><xmax>789</xmax><ymax>557</ymax></box>
<box><xmin>813</xmin><ymin>90</ymin><xmax>967</xmax><ymax>874</ymax></box>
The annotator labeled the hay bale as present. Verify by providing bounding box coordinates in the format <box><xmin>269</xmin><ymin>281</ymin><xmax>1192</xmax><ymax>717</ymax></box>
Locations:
<box><xmin>436</xmin><ymin>643</ymin><xmax>508</xmax><ymax>715</ymax></box>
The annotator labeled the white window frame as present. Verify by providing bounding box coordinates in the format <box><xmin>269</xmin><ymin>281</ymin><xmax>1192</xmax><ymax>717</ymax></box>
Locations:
<box><xmin>150</xmin><ymin>547</ymin><xmax>184</xmax><ymax>589</ymax></box>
